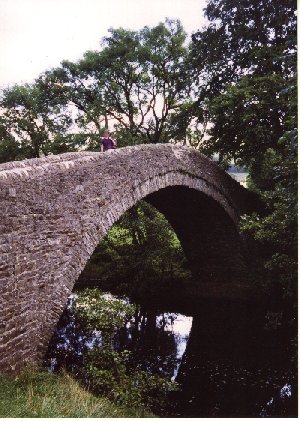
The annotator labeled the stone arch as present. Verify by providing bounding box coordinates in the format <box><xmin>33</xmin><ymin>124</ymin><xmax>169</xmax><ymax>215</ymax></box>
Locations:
<box><xmin>0</xmin><ymin>144</ymin><xmax>257</xmax><ymax>372</ymax></box>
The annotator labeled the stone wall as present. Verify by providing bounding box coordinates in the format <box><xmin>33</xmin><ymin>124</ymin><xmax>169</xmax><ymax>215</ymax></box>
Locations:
<box><xmin>0</xmin><ymin>144</ymin><xmax>256</xmax><ymax>373</ymax></box>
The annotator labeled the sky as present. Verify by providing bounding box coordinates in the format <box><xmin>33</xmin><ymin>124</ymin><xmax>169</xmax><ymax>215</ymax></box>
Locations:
<box><xmin>0</xmin><ymin>0</ymin><xmax>208</xmax><ymax>88</ymax></box>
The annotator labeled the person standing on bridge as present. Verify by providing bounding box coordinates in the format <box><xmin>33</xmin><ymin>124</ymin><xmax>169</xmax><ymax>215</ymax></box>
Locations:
<box><xmin>100</xmin><ymin>130</ymin><xmax>117</xmax><ymax>152</ymax></box>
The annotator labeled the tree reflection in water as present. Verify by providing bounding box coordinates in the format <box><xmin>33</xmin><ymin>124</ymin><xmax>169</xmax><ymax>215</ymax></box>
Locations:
<box><xmin>45</xmin><ymin>295</ymin><xmax>297</xmax><ymax>417</ymax></box>
<box><xmin>114</xmin><ymin>309</ymin><xmax>192</xmax><ymax>381</ymax></box>
<box><xmin>172</xmin><ymin>302</ymin><xmax>297</xmax><ymax>418</ymax></box>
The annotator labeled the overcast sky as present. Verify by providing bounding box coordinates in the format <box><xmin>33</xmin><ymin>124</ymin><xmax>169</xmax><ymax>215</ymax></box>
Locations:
<box><xmin>0</xmin><ymin>0</ymin><xmax>207</xmax><ymax>88</ymax></box>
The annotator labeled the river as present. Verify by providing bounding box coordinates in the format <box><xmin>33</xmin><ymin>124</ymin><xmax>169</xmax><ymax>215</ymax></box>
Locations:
<box><xmin>45</xmin><ymin>293</ymin><xmax>297</xmax><ymax>417</ymax></box>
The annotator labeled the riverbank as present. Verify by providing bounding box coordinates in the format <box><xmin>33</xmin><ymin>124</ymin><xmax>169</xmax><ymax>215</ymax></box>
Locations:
<box><xmin>0</xmin><ymin>369</ymin><xmax>154</xmax><ymax>418</ymax></box>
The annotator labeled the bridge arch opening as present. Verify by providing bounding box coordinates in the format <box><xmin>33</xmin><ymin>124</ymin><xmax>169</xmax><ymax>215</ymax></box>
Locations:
<box><xmin>75</xmin><ymin>199</ymin><xmax>192</xmax><ymax>306</ymax></box>
<box><xmin>145</xmin><ymin>185</ymin><xmax>247</xmax><ymax>284</ymax></box>
<box><xmin>41</xmin><ymin>182</ymin><xmax>247</xmax><ymax>366</ymax></box>
<box><xmin>76</xmin><ymin>184</ymin><xmax>246</xmax><ymax>296</ymax></box>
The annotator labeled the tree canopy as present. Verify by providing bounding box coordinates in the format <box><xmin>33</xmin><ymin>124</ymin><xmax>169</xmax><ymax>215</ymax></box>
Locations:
<box><xmin>34</xmin><ymin>19</ymin><xmax>191</xmax><ymax>147</ymax></box>
<box><xmin>189</xmin><ymin>0</ymin><xmax>297</xmax><ymax>299</ymax></box>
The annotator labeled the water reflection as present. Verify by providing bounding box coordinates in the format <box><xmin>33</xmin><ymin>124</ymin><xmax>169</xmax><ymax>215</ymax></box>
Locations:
<box><xmin>115</xmin><ymin>310</ymin><xmax>193</xmax><ymax>381</ymax></box>
<box><xmin>45</xmin><ymin>295</ymin><xmax>297</xmax><ymax>417</ymax></box>
<box><xmin>172</xmin><ymin>302</ymin><xmax>297</xmax><ymax>418</ymax></box>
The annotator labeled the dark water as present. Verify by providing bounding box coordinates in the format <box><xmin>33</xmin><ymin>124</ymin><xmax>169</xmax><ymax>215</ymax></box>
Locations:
<box><xmin>45</xmin><ymin>294</ymin><xmax>297</xmax><ymax>418</ymax></box>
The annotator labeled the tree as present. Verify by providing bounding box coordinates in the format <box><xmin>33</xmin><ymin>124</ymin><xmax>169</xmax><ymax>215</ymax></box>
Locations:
<box><xmin>240</xmin><ymin>96</ymin><xmax>297</xmax><ymax>299</ymax></box>
<box><xmin>189</xmin><ymin>0</ymin><xmax>296</xmax><ymax>167</ymax></box>
<box><xmin>0</xmin><ymin>115</ymin><xmax>24</xmax><ymax>163</ymax></box>
<box><xmin>202</xmin><ymin>73</ymin><xmax>295</xmax><ymax>187</ymax></box>
<box><xmin>0</xmin><ymin>83</ymin><xmax>73</xmax><ymax>160</ymax></box>
<box><xmin>189</xmin><ymin>0</ymin><xmax>297</xmax><ymax>300</ymax></box>
<box><xmin>191</xmin><ymin>0</ymin><xmax>296</xmax><ymax>94</ymax></box>
<box><xmin>36</xmin><ymin>61</ymin><xmax>107</xmax><ymax>142</ymax></box>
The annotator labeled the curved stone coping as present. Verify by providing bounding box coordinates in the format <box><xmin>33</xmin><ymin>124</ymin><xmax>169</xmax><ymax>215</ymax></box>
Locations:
<box><xmin>0</xmin><ymin>153</ymin><xmax>100</xmax><ymax>180</ymax></box>
<box><xmin>0</xmin><ymin>144</ymin><xmax>248</xmax><ymax>218</ymax></box>
<box><xmin>0</xmin><ymin>151</ymin><xmax>96</xmax><ymax>171</ymax></box>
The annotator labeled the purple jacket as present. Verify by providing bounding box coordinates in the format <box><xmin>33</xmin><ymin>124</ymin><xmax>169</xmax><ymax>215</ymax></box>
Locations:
<box><xmin>102</xmin><ymin>137</ymin><xmax>115</xmax><ymax>151</ymax></box>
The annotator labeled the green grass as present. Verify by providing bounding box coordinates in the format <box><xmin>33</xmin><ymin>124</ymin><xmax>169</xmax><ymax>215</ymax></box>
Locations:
<box><xmin>0</xmin><ymin>369</ymin><xmax>155</xmax><ymax>418</ymax></box>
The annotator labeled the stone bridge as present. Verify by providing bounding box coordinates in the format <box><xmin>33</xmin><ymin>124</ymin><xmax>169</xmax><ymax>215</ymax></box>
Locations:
<box><xmin>0</xmin><ymin>144</ymin><xmax>258</xmax><ymax>372</ymax></box>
